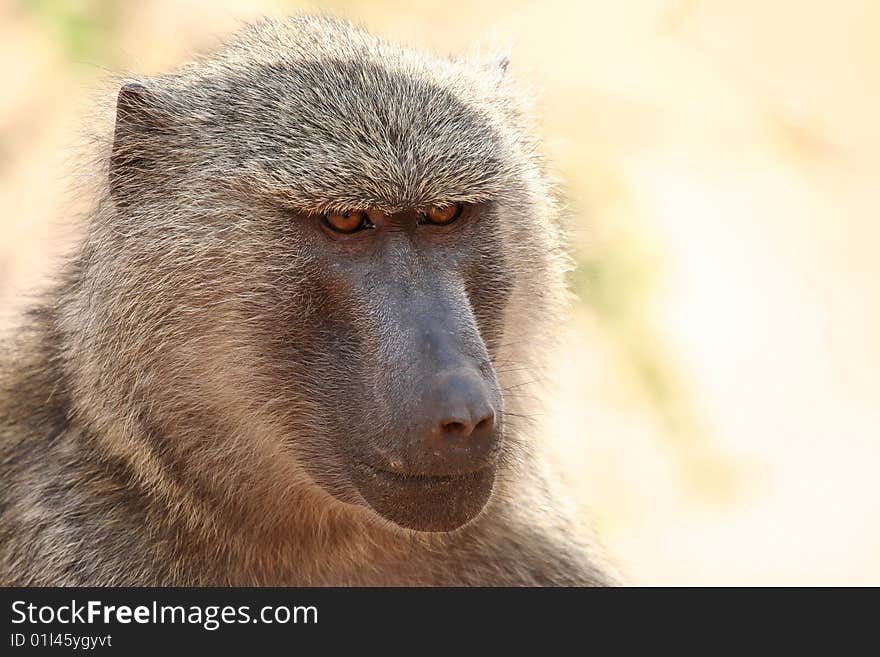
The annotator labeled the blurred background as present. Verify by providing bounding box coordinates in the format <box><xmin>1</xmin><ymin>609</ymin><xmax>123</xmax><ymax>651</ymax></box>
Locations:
<box><xmin>1</xmin><ymin>0</ymin><xmax>878</xmax><ymax>584</ymax></box>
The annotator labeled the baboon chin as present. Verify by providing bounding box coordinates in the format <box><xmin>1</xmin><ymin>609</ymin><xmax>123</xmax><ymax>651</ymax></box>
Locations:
<box><xmin>352</xmin><ymin>464</ymin><xmax>497</xmax><ymax>533</ymax></box>
<box><xmin>0</xmin><ymin>15</ymin><xmax>620</xmax><ymax>586</ymax></box>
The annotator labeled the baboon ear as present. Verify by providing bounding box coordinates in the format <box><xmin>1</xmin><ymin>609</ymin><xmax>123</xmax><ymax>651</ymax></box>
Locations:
<box><xmin>110</xmin><ymin>82</ymin><xmax>167</xmax><ymax>201</ymax></box>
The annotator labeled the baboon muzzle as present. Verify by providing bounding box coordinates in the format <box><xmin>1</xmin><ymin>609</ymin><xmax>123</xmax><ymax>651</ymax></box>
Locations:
<box><xmin>349</xmin><ymin>280</ymin><xmax>504</xmax><ymax>532</ymax></box>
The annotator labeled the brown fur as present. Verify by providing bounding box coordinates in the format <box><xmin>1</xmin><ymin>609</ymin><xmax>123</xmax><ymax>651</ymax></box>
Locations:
<box><xmin>0</xmin><ymin>15</ymin><xmax>619</xmax><ymax>586</ymax></box>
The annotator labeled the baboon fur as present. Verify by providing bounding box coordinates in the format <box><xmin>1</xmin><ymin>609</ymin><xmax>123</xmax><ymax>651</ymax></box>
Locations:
<box><xmin>0</xmin><ymin>15</ymin><xmax>619</xmax><ymax>586</ymax></box>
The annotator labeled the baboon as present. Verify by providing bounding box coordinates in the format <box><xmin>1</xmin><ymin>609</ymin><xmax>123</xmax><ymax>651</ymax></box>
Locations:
<box><xmin>0</xmin><ymin>15</ymin><xmax>619</xmax><ymax>585</ymax></box>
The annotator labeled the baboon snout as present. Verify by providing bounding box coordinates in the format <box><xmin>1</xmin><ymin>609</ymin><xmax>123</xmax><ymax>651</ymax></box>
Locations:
<box><xmin>419</xmin><ymin>370</ymin><xmax>499</xmax><ymax>474</ymax></box>
<box><xmin>345</xmin><ymin>282</ymin><xmax>503</xmax><ymax>531</ymax></box>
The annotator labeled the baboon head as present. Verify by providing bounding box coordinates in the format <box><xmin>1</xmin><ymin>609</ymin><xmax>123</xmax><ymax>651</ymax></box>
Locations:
<box><xmin>81</xmin><ymin>16</ymin><xmax>565</xmax><ymax>533</ymax></box>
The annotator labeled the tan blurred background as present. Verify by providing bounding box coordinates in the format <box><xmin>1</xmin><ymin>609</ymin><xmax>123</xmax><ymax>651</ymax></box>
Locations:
<box><xmin>1</xmin><ymin>0</ymin><xmax>878</xmax><ymax>585</ymax></box>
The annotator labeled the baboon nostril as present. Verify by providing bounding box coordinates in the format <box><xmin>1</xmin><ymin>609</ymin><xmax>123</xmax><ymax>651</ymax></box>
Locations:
<box><xmin>475</xmin><ymin>414</ymin><xmax>494</xmax><ymax>433</ymax></box>
<box><xmin>442</xmin><ymin>420</ymin><xmax>469</xmax><ymax>436</ymax></box>
<box><xmin>438</xmin><ymin>409</ymin><xmax>494</xmax><ymax>441</ymax></box>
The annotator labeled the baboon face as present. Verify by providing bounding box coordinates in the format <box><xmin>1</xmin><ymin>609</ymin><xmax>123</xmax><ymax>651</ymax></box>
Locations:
<box><xmin>108</xmin><ymin>23</ymin><xmax>532</xmax><ymax>532</ymax></box>
<box><xmin>267</xmin><ymin>203</ymin><xmax>512</xmax><ymax>532</ymax></box>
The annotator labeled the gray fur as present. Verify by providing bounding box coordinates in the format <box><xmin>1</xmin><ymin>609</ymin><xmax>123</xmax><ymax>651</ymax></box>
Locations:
<box><xmin>0</xmin><ymin>15</ymin><xmax>619</xmax><ymax>586</ymax></box>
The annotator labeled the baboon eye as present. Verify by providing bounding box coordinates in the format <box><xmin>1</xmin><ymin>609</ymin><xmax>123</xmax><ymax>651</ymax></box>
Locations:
<box><xmin>321</xmin><ymin>210</ymin><xmax>371</xmax><ymax>234</ymax></box>
<box><xmin>423</xmin><ymin>203</ymin><xmax>463</xmax><ymax>226</ymax></box>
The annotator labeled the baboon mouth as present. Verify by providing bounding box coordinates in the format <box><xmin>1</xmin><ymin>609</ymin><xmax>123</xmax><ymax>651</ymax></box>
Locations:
<box><xmin>351</xmin><ymin>460</ymin><xmax>496</xmax><ymax>533</ymax></box>
<box><xmin>357</xmin><ymin>462</ymin><xmax>490</xmax><ymax>485</ymax></box>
